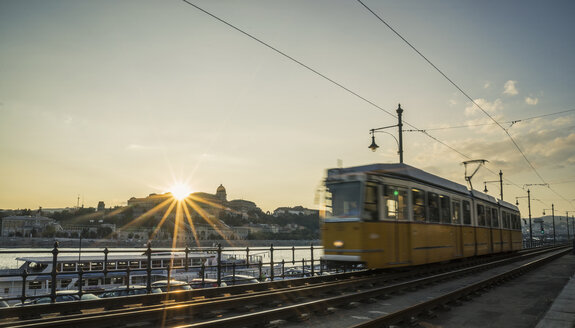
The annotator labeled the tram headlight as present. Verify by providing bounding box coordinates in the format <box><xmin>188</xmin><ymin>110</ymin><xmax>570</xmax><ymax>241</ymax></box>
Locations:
<box><xmin>333</xmin><ymin>240</ymin><xmax>344</xmax><ymax>248</ymax></box>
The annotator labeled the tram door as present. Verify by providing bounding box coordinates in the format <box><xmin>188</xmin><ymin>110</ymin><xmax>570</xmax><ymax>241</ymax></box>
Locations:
<box><xmin>452</xmin><ymin>199</ymin><xmax>463</xmax><ymax>257</ymax></box>
<box><xmin>384</xmin><ymin>185</ymin><xmax>410</xmax><ymax>265</ymax></box>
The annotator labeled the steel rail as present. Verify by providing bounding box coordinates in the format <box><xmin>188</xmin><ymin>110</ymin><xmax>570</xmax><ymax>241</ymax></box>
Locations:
<box><xmin>351</xmin><ymin>247</ymin><xmax>573</xmax><ymax>327</ymax></box>
<box><xmin>173</xmin><ymin>247</ymin><xmax>572</xmax><ymax>328</ymax></box>
<box><xmin>7</xmin><ymin>246</ymin><xmax>568</xmax><ymax>328</ymax></box>
<box><xmin>0</xmin><ymin>246</ymin><xmax>568</xmax><ymax>327</ymax></box>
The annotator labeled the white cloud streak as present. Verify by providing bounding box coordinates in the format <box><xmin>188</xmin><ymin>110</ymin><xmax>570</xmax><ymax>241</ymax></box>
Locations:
<box><xmin>503</xmin><ymin>80</ymin><xmax>519</xmax><ymax>96</ymax></box>
<box><xmin>525</xmin><ymin>96</ymin><xmax>539</xmax><ymax>105</ymax></box>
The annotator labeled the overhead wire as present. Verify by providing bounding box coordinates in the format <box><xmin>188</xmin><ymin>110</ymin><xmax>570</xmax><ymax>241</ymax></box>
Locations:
<box><xmin>179</xmin><ymin>1</ymin><xmax>571</xmax><ymax>206</ymax></box>
<box><xmin>178</xmin><ymin>0</ymin><xmax>472</xmax><ymax>160</ymax></box>
<box><xmin>422</xmin><ymin>108</ymin><xmax>575</xmax><ymax>131</ymax></box>
<box><xmin>177</xmin><ymin>0</ymin><xmax>522</xmax><ymax>193</ymax></box>
<box><xmin>356</xmin><ymin>0</ymin><xmax>575</xmax><ymax>208</ymax></box>
<box><xmin>355</xmin><ymin>0</ymin><xmax>548</xmax><ymax>185</ymax></box>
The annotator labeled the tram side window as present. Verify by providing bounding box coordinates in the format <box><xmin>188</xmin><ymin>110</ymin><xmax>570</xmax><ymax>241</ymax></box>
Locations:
<box><xmin>486</xmin><ymin>207</ymin><xmax>492</xmax><ymax>227</ymax></box>
<box><xmin>428</xmin><ymin>192</ymin><xmax>440</xmax><ymax>223</ymax></box>
<box><xmin>492</xmin><ymin>208</ymin><xmax>499</xmax><ymax>228</ymax></box>
<box><xmin>501</xmin><ymin>212</ymin><xmax>508</xmax><ymax>228</ymax></box>
<box><xmin>412</xmin><ymin>189</ymin><xmax>426</xmax><ymax>222</ymax></box>
<box><xmin>477</xmin><ymin>204</ymin><xmax>486</xmax><ymax>226</ymax></box>
<box><xmin>462</xmin><ymin>200</ymin><xmax>472</xmax><ymax>225</ymax></box>
<box><xmin>440</xmin><ymin>195</ymin><xmax>451</xmax><ymax>223</ymax></box>
<box><xmin>384</xmin><ymin>185</ymin><xmax>408</xmax><ymax>220</ymax></box>
<box><xmin>452</xmin><ymin>199</ymin><xmax>461</xmax><ymax>224</ymax></box>
<box><xmin>328</xmin><ymin>182</ymin><xmax>361</xmax><ymax>218</ymax></box>
<box><xmin>363</xmin><ymin>184</ymin><xmax>379</xmax><ymax>221</ymax></box>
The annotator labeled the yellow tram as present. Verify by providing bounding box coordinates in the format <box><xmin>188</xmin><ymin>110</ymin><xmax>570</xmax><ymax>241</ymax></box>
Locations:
<box><xmin>321</xmin><ymin>163</ymin><xmax>522</xmax><ymax>268</ymax></box>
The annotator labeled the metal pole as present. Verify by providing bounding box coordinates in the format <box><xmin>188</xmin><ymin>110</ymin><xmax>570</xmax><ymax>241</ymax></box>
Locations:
<box><xmin>565</xmin><ymin>212</ymin><xmax>571</xmax><ymax>241</ymax></box>
<box><xmin>216</xmin><ymin>244</ymin><xmax>222</xmax><ymax>286</ymax></box>
<box><xmin>396</xmin><ymin>104</ymin><xmax>404</xmax><ymax>164</ymax></box>
<box><xmin>528</xmin><ymin>189</ymin><xmax>532</xmax><ymax>247</ymax></box>
<box><xmin>499</xmin><ymin>170</ymin><xmax>503</xmax><ymax>200</ymax></box>
<box><xmin>51</xmin><ymin>241</ymin><xmax>59</xmax><ymax>303</ymax></box>
<box><xmin>552</xmin><ymin>204</ymin><xmax>555</xmax><ymax>245</ymax></box>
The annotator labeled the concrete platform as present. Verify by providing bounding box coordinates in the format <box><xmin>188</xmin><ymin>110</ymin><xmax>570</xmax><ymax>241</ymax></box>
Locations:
<box><xmin>282</xmin><ymin>250</ymin><xmax>575</xmax><ymax>328</ymax></box>
<box><xmin>535</xmin><ymin>263</ymin><xmax>575</xmax><ymax>328</ymax></box>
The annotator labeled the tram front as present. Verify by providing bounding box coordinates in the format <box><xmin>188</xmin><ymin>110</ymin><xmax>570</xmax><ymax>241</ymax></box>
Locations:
<box><xmin>321</xmin><ymin>169</ymin><xmax>383</xmax><ymax>268</ymax></box>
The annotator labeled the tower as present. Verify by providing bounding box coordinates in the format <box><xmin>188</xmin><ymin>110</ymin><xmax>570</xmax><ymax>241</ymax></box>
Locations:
<box><xmin>216</xmin><ymin>184</ymin><xmax>227</xmax><ymax>202</ymax></box>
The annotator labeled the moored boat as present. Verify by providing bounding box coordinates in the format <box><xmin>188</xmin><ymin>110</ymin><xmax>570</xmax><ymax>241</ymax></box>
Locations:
<box><xmin>0</xmin><ymin>251</ymin><xmax>218</xmax><ymax>302</ymax></box>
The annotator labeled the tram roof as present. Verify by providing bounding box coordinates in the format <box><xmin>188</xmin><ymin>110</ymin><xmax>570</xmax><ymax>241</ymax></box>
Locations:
<box><xmin>328</xmin><ymin>163</ymin><xmax>470</xmax><ymax>195</ymax></box>
<box><xmin>498</xmin><ymin>199</ymin><xmax>520</xmax><ymax>211</ymax></box>
<box><xmin>327</xmin><ymin>163</ymin><xmax>519</xmax><ymax>210</ymax></box>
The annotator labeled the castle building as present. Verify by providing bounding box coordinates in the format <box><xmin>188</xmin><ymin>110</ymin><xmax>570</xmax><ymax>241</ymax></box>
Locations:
<box><xmin>216</xmin><ymin>184</ymin><xmax>227</xmax><ymax>202</ymax></box>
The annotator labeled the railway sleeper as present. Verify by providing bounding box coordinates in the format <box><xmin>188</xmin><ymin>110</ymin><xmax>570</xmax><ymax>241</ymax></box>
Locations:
<box><xmin>360</xmin><ymin>297</ymin><xmax>378</xmax><ymax>304</ymax></box>
<box><xmin>237</xmin><ymin>304</ymin><xmax>261</xmax><ymax>313</ymax></box>
<box><xmin>422</xmin><ymin>309</ymin><xmax>438</xmax><ymax>318</ymax></box>
<box><xmin>343</xmin><ymin>301</ymin><xmax>361</xmax><ymax>309</ymax></box>
<box><xmin>437</xmin><ymin>303</ymin><xmax>451</xmax><ymax>312</ymax></box>
<box><xmin>287</xmin><ymin>312</ymin><xmax>310</xmax><ymax>322</ymax></box>
<box><xmin>314</xmin><ymin>306</ymin><xmax>336</xmax><ymax>316</ymax></box>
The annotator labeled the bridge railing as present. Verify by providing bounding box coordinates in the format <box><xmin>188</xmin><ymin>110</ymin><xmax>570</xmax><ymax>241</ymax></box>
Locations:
<box><xmin>0</xmin><ymin>242</ymin><xmax>327</xmax><ymax>306</ymax></box>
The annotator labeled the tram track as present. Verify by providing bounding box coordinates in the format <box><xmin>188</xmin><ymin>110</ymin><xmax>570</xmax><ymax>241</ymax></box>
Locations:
<box><xmin>1</xmin><ymin>246</ymin><xmax>568</xmax><ymax>328</ymax></box>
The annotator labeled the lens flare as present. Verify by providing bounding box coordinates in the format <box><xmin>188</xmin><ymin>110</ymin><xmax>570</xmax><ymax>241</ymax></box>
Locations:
<box><xmin>169</xmin><ymin>182</ymin><xmax>193</xmax><ymax>201</ymax></box>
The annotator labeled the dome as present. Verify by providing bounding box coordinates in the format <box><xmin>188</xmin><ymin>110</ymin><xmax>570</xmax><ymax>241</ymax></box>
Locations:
<box><xmin>216</xmin><ymin>184</ymin><xmax>227</xmax><ymax>202</ymax></box>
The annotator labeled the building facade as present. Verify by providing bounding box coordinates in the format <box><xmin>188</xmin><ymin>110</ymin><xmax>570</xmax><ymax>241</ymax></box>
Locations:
<box><xmin>0</xmin><ymin>216</ymin><xmax>62</xmax><ymax>237</ymax></box>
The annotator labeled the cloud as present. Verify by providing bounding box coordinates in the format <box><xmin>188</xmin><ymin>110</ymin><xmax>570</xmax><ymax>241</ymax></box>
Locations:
<box><xmin>465</xmin><ymin>98</ymin><xmax>503</xmax><ymax>116</ymax></box>
<box><xmin>503</xmin><ymin>80</ymin><xmax>518</xmax><ymax>96</ymax></box>
<box><xmin>126</xmin><ymin>144</ymin><xmax>147</xmax><ymax>151</ymax></box>
<box><xmin>483</xmin><ymin>82</ymin><xmax>491</xmax><ymax>89</ymax></box>
<box><xmin>525</xmin><ymin>96</ymin><xmax>539</xmax><ymax>105</ymax></box>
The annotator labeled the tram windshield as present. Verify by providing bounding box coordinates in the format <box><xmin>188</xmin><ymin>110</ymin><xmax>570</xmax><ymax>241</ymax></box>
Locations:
<box><xmin>326</xmin><ymin>182</ymin><xmax>362</xmax><ymax>218</ymax></box>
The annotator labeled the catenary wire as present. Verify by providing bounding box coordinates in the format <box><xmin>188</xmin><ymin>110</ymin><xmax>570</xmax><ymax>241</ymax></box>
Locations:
<box><xmin>178</xmin><ymin>0</ymin><xmax>472</xmax><ymax>160</ymax></box>
<box><xmin>177</xmin><ymin>1</ymin><xmax>519</xmax><ymax>192</ymax></box>
<box><xmin>423</xmin><ymin>109</ymin><xmax>575</xmax><ymax>131</ymax></box>
<box><xmin>355</xmin><ymin>0</ymin><xmax>548</xmax><ymax>186</ymax></box>
<box><xmin>356</xmin><ymin>0</ymin><xmax>575</xmax><ymax>209</ymax></box>
<box><xmin>179</xmin><ymin>1</ymin><xmax>571</xmax><ymax>207</ymax></box>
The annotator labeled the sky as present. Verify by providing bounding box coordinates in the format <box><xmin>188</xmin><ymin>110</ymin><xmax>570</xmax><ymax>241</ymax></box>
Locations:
<box><xmin>1</xmin><ymin>0</ymin><xmax>574</xmax><ymax>217</ymax></box>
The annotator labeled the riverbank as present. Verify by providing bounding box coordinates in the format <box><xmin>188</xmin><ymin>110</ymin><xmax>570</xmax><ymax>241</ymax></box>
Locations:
<box><xmin>0</xmin><ymin>237</ymin><xmax>320</xmax><ymax>249</ymax></box>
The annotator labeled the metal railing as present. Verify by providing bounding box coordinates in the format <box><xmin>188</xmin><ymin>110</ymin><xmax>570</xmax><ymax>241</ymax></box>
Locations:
<box><xmin>0</xmin><ymin>242</ymin><xmax>325</xmax><ymax>305</ymax></box>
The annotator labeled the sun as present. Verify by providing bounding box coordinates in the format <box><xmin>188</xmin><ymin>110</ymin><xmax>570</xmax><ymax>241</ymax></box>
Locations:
<box><xmin>169</xmin><ymin>182</ymin><xmax>193</xmax><ymax>201</ymax></box>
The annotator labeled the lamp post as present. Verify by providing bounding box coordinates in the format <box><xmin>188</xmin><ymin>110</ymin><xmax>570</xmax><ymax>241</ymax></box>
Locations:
<box><xmin>516</xmin><ymin>189</ymin><xmax>532</xmax><ymax>247</ymax></box>
<box><xmin>542</xmin><ymin>204</ymin><xmax>555</xmax><ymax>245</ymax></box>
<box><xmin>483</xmin><ymin>170</ymin><xmax>504</xmax><ymax>200</ymax></box>
<box><xmin>567</xmin><ymin>211</ymin><xmax>575</xmax><ymax>241</ymax></box>
<box><xmin>368</xmin><ymin>104</ymin><xmax>404</xmax><ymax>163</ymax></box>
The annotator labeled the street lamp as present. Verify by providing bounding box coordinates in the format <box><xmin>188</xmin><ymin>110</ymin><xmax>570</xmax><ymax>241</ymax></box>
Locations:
<box><xmin>368</xmin><ymin>104</ymin><xmax>404</xmax><ymax>163</ymax></box>
<box><xmin>516</xmin><ymin>189</ymin><xmax>533</xmax><ymax>247</ymax></box>
<box><xmin>483</xmin><ymin>170</ymin><xmax>504</xmax><ymax>200</ymax></box>
<box><xmin>542</xmin><ymin>204</ymin><xmax>556</xmax><ymax>245</ymax></box>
